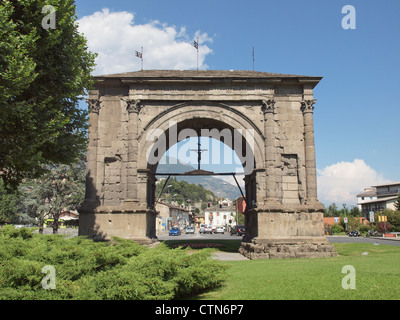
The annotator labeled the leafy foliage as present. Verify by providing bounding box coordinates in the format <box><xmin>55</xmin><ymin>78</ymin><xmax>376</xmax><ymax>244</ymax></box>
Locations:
<box><xmin>0</xmin><ymin>159</ymin><xmax>85</xmax><ymax>232</ymax></box>
<box><xmin>0</xmin><ymin>0</ymin><xmax>96</xmax><ymax>189</ymax></box>
<box><xmin>395</xmin><ymin>194</ymin><xmax>400</xmax><ymax>211</ymax></box>
<box><xmin>0</xmin><ymin>181</ymin><xmax>20</xmax><ymax>224</ymax></box>
<box><xmin>0</xmin><ymin>227</ymin><xmax>227</xmax><ymax>300</ymax></box>
<box><xmin>32</xmin><ymin>161</ymin><xmax>85</xmax><ymax>233</ymax></box>
<box><xmin>156</xmin><ymin>177</ymin><xmax>217</xmax><ymax>206</ymax></box>
<box><xmin>324</xmin><ymin>203</ymin><xmax>361</xmax><ymax>217</ymax></box>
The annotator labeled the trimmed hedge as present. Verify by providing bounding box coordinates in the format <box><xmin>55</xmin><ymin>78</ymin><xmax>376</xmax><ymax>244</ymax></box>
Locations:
<box><xmin>0</xmin><ymin>226</ymin><xmax>226</xmax><ymax>300</ymax></box>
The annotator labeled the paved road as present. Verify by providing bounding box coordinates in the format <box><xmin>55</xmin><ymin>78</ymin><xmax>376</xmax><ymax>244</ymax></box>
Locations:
<box><xmin>327</xmin><ymin>235</ymin><xmax>400</xmax><ymax>246</ymax></box>
<box><xmin>40</xmin><ymin>229</ymin><xmax>400</xmax><ymax>248</ymax></box>
<box><xmin>158</xmin><ymin>232</ymin><xmax>242</xmax><ymax>241</ymax></box>
<box><xmin>160</xmin><ymin>233</ymin><xmax>400</xmax><ymax>246</ymax></box>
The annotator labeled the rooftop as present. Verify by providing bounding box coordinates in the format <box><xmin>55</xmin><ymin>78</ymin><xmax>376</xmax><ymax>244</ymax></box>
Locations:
<box><xmin>371</xmin><ymin>181</ymin><xmax>400</xmax><ymax>188</ymax></box>
<box><xmin>96</xmin><ymin>69</ymin><xmax>322</xmax><ymax>81</ymax></box>
<box><xmin>205</xmin><ymin>205</ymin><xmax>235</xmax><ymax>212</ymax></box>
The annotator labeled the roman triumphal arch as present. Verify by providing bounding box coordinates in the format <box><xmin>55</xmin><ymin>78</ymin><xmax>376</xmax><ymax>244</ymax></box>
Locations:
<box><xmin>79</xmin><ymin>70</ymin><xmax>337</xmax><ymax>259</ymax></box>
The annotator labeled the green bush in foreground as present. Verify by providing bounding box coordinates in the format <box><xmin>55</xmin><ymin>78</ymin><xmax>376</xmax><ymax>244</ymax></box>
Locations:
<box><xmin>0</xmin><ymin>226</ymin><xmax>226</xmax><ymax>300</ymax></box>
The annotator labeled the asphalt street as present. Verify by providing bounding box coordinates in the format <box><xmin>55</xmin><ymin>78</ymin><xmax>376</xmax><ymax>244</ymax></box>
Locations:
<box><xmin>159</xmin><ymin>232</ymin><xmax>400</xmax><ymax>247</ymax></box>
<box><xmin>158</xmin><ymin>232</ymin><xmax>241</xmax><ymax>241</ymax></box>
<box><xmin>326</xmin><ymin>235</ymin><xmax>400</xmax><ymax>246</ymax></box>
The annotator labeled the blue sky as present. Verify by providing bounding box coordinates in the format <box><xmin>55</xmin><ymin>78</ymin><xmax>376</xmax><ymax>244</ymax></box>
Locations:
<box><xmin>75</xmin><ymin>0</ymin><xmax>400</xmax><ymax>206</ymax></box>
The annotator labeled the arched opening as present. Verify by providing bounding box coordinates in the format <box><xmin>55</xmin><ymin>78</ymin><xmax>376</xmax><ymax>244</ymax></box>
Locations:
<box><xmin>144</xmin><ymin>117</ymin><xmax>258</xmax><ymax>237</ymax></box>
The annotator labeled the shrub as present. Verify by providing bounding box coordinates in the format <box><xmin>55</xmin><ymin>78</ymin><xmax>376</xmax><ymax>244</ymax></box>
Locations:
<box><xmin>331</xmin><ymin>223</ymin><xmax>344</xmax><ymax>234</ymax></box>
<box><xmin>0</xmin><ymin>230</ymin><xmax>226</xmax><ymax>300</ymax></box>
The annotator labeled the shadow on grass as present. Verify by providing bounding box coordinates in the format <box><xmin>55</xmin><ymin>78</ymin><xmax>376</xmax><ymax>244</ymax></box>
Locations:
<box><xmin>162</xmin><ymin>239</ymin><xmax>242</xmax><ymax>253</ymax></box>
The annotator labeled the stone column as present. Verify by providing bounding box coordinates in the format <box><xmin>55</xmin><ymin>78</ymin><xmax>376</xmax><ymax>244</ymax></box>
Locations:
<box><xmin>125</xmin><ymin>100</ymin><xmax>142</xmax><ymax>204</ymax></box>
<box><xmin>84</xmin><ymin>99</ymin><xmax>101</xmax><ymax>208</ymax></box>
<box><xmin>262</xmin><ymin>99</ymin><xmax>280</xmax><ymax>205</ymax></box>
<box><xmin>300</xmin><ymin>99</ymin><xmax>318</xmax><ymax>203</ymax></box>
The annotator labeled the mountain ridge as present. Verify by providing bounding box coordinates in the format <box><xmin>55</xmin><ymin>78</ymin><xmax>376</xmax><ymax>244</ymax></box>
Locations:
<box><xmin>156</xmin><ymin>157</ymin><xmax>243</xmax><ymax>200</ymax></box>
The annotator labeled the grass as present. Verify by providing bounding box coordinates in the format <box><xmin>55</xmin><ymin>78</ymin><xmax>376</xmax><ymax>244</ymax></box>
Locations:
<box><xmin>2</xmin><ymin>228</ymin><xmax>399</xmax><ymax>300</ymax></box>
<box><xmin>172</xmin><ymin>242</ymin><xmax>400</xmax><ymax>300</ymax></box>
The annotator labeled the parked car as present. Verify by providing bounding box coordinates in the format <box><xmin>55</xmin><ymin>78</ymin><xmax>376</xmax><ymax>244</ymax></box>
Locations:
<box><xmin>199</xmin><ymin>224</ymin><xmax>206</xmax><ymax>234</ymax></box>
<box><xmin>230</xmin><ymin>225</ymin><xmax>245</xmax><ymax>236</ymax></box>
<box><xmin>215</xmin><ymin>226</ymin><xmax>225</xmax><ymax>234</ymax></box>
<box><xmin>204</xmin><ymin>225</ymin><xmax>213</xmax><ymax>234</ymax></box>
<box><xmin>186</xmin><ymin>226</ymin><xmax>195</xmax><ymax>234</ymax></box>
<box><xmin>169</xmin><ymin>227</ymin><xmax>181</xmax><ymax>236</ymax></box>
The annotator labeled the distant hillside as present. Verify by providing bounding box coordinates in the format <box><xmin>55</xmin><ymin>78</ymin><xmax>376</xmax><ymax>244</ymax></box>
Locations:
<box><xmin>156</xmin><ymin>158</ymin><xmax>242</xmax><ymax>200</ymax></box>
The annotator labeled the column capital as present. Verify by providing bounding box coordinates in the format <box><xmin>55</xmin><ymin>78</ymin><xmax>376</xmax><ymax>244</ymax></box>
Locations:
<box><xmin>300</xmin><ymin>99</ymin><xmax>316</xmax><ymax>113</ymax></box>
<box><xmin>87</xmin><ymin>99</ymin><xmax>101</xmax><ymax>114</ymax></box>
<box><xmin>126</xmin><ymin>99</ymin><xmax>142</xmax><ymax>114</ymax></box>
<box><xmin>261</xmin><ymin>99</ymin><xmax>275</xmax><ymax>114</ymax></box>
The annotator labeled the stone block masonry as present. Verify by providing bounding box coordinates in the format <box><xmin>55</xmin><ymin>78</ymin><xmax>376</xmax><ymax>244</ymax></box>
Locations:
<box><xmin>79</xmin><ymin>70</ymin><xmax>336</xmax><ymax>259</ymax></box>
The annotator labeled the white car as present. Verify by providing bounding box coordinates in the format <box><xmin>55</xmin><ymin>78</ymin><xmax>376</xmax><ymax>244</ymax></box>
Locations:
<box><xmin>186</xmin><ymin>227</ymin><xmax>195</xmax><ymax>234</ymax></box>
<box><xmin>204</xmin><ymin>226</ymin><xmax>212</xmax><ymax>234</ymax></box>
<box><xmin>215</xmin><ymin>226</ymin><xmax>225</xmax><ymax>234</ymax></box>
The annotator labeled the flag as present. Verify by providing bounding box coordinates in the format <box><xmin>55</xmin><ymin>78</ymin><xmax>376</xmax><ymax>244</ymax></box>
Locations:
<box><xmin>135</xmin><ymin>50</ymin><xmax>142</xmax><ymax>59</ymax></box>
<box><xmin>193</xmin><ymin>40</ymin><xmax>198</xmax><ymax>50</ymax></box>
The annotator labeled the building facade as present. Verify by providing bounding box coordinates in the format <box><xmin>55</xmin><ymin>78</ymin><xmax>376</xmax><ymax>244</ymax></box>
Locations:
<box><xmin>155</xmin><ymin>202</ymin><xmax>191</xmax><ymax>234</ymax></box>
<box><xmin>357</xmin><ymin>182</ymin><xmax>400</xmax><ymax>216</ymax></box>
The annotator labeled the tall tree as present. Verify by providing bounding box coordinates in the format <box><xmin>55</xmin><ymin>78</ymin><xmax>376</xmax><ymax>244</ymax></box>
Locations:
<box><xmin>34</xmin><ymin>160</ymin><xmax>85</xmax><ymax>234</ymax></box>
<box><xmin>0</xmin><ymin>181</ymin><xmax>20</xmax><ymax>224</ymax></box>
<box><xmin>395</xmin><ymin>194</ymin><xmax>400</xmax><ymax>211</ymax></box>
<box><xmin>0</xmin><ymin>0</ymin><xmax>96</xmax><ymax>190</ymax></box>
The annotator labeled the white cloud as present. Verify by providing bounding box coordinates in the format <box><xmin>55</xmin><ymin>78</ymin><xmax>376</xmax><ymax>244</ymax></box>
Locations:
<box><xmin>77</xmin><ymin>9</ymin><xmax>213</xmax><ymax>75</ymax></box>
<box><xmin>317</xmin><ymin>159</ymin><xmax>390</xmax><ymax>206</ymax></box>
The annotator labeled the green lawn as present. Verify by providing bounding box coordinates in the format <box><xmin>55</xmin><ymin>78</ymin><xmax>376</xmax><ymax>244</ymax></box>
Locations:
<box><xmin>180</xmin><ymin>242</ymin><xmax>400</xmax><ymax>300</ymax></box>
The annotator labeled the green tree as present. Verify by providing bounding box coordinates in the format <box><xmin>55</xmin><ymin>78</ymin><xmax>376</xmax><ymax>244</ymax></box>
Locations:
<box><xmin>395</xmin><ymin>194</ymin><xmax>400</xmax><ymax>211</ymax></box>
<box><xmin>18</xmin><ymin>160</ymin><xmax>85</xmax><ymax>234</ymax></box>
<box><xmin>0</xmin><ymin>0</ymin><xmax>96</xmax><ymax>190</ymax></box>
<box><xmin>349</xmin><ymin>206</ymin><xmax>361</xmax><ymax>217</ymax></box>
<box><xmin>340</xmin><ymin>215</ymin><xmax>361</xmax><ymax>232</ymax></box>
<box><xmin>324</xmin><ymin>203</ymin><xmax>339</xmax><ymax>217</ymax></box>
<box><xmin>0</xmin><ymin>182</ymin><xmax>20</xmax><ymax>224</ymax></box>
<box><xmin>36</xmin><ymin>161</ymin><xmax>85</xmax><ymax>234</ymax></box>
<box><xmin>380</xmin><ymin>209</ymin><xmax>400</xmax><ymax>232</ymax></box>
<box><xmin>156</xmin><ymin>179</ymin><xmax>217</xmax><ymax>206</ymax></box>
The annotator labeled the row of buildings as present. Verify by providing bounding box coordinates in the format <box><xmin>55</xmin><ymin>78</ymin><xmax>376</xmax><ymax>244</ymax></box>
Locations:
<box><xmin>323</xmin><ymin>182</ymin><xmax>399</xmax><ymax>230</ymax></box>
<box><xmin>155</xmin><ymin>197</ymin><xmax>246</xmax><ymax>234</ymax></box>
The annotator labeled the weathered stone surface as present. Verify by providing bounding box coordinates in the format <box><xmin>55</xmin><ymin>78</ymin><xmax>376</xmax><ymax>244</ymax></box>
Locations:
<box><xmin>79</xmin><ymin>70</ymin><xmax>336</xmax><ymax>258</ymax></box>
<box><xmin>239</xmin><ymin>236</ymin><xmax>338</xmax><ymax>260</ymax></box>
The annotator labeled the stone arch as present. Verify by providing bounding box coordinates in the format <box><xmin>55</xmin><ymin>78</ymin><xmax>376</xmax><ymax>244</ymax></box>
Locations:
<box><xmin>136</xmin><ymin>103</ymin><xmax>265</xmax><ymax>213</ymax></box>
<box><xmin>79</xmin><ymin>70</ymin><xmax>337</xmax><ymax>259</ymax></box>
<box><xmin>137</xmin><ymin>102</ymin><xmax>265</xmax><ymax>170</ymax></box>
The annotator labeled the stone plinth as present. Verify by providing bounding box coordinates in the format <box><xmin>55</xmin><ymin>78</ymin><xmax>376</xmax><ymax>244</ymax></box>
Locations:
<box><xmin>240</xmin><ymin>210</ymin><xmax>337</xmax><ymax>259</ymax></box>
<box><xmin>79</xmin><ymin>207</ymin><xmax>158</xmax><ymax>244</ymax></box>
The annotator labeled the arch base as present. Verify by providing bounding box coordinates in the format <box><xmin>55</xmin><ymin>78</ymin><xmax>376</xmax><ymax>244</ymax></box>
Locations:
<box><xmin>78</xmin><ymin>210</ymin><xmax>158</xmax><ymax>244</ymax></box>
<box><xmin>239</xmin><ymin>210</ymin><xmax>337</xmax><ymax>259</ymax></box>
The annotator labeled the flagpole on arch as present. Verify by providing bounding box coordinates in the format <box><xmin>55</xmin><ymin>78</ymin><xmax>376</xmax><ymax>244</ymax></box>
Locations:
<box><xmin>252</xmin><ymin>46</ymin><xmax>255</xmax><ymax>71</ymax></box>
<box><xmin>193</xmin><ymin>37</ymin><xmax>199</xmax><ymax>71</ymax></box>
<box><xmin>135</xmin><ymin>47</ymin><xmax>143</xmax><ymax>70</ymax></box>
